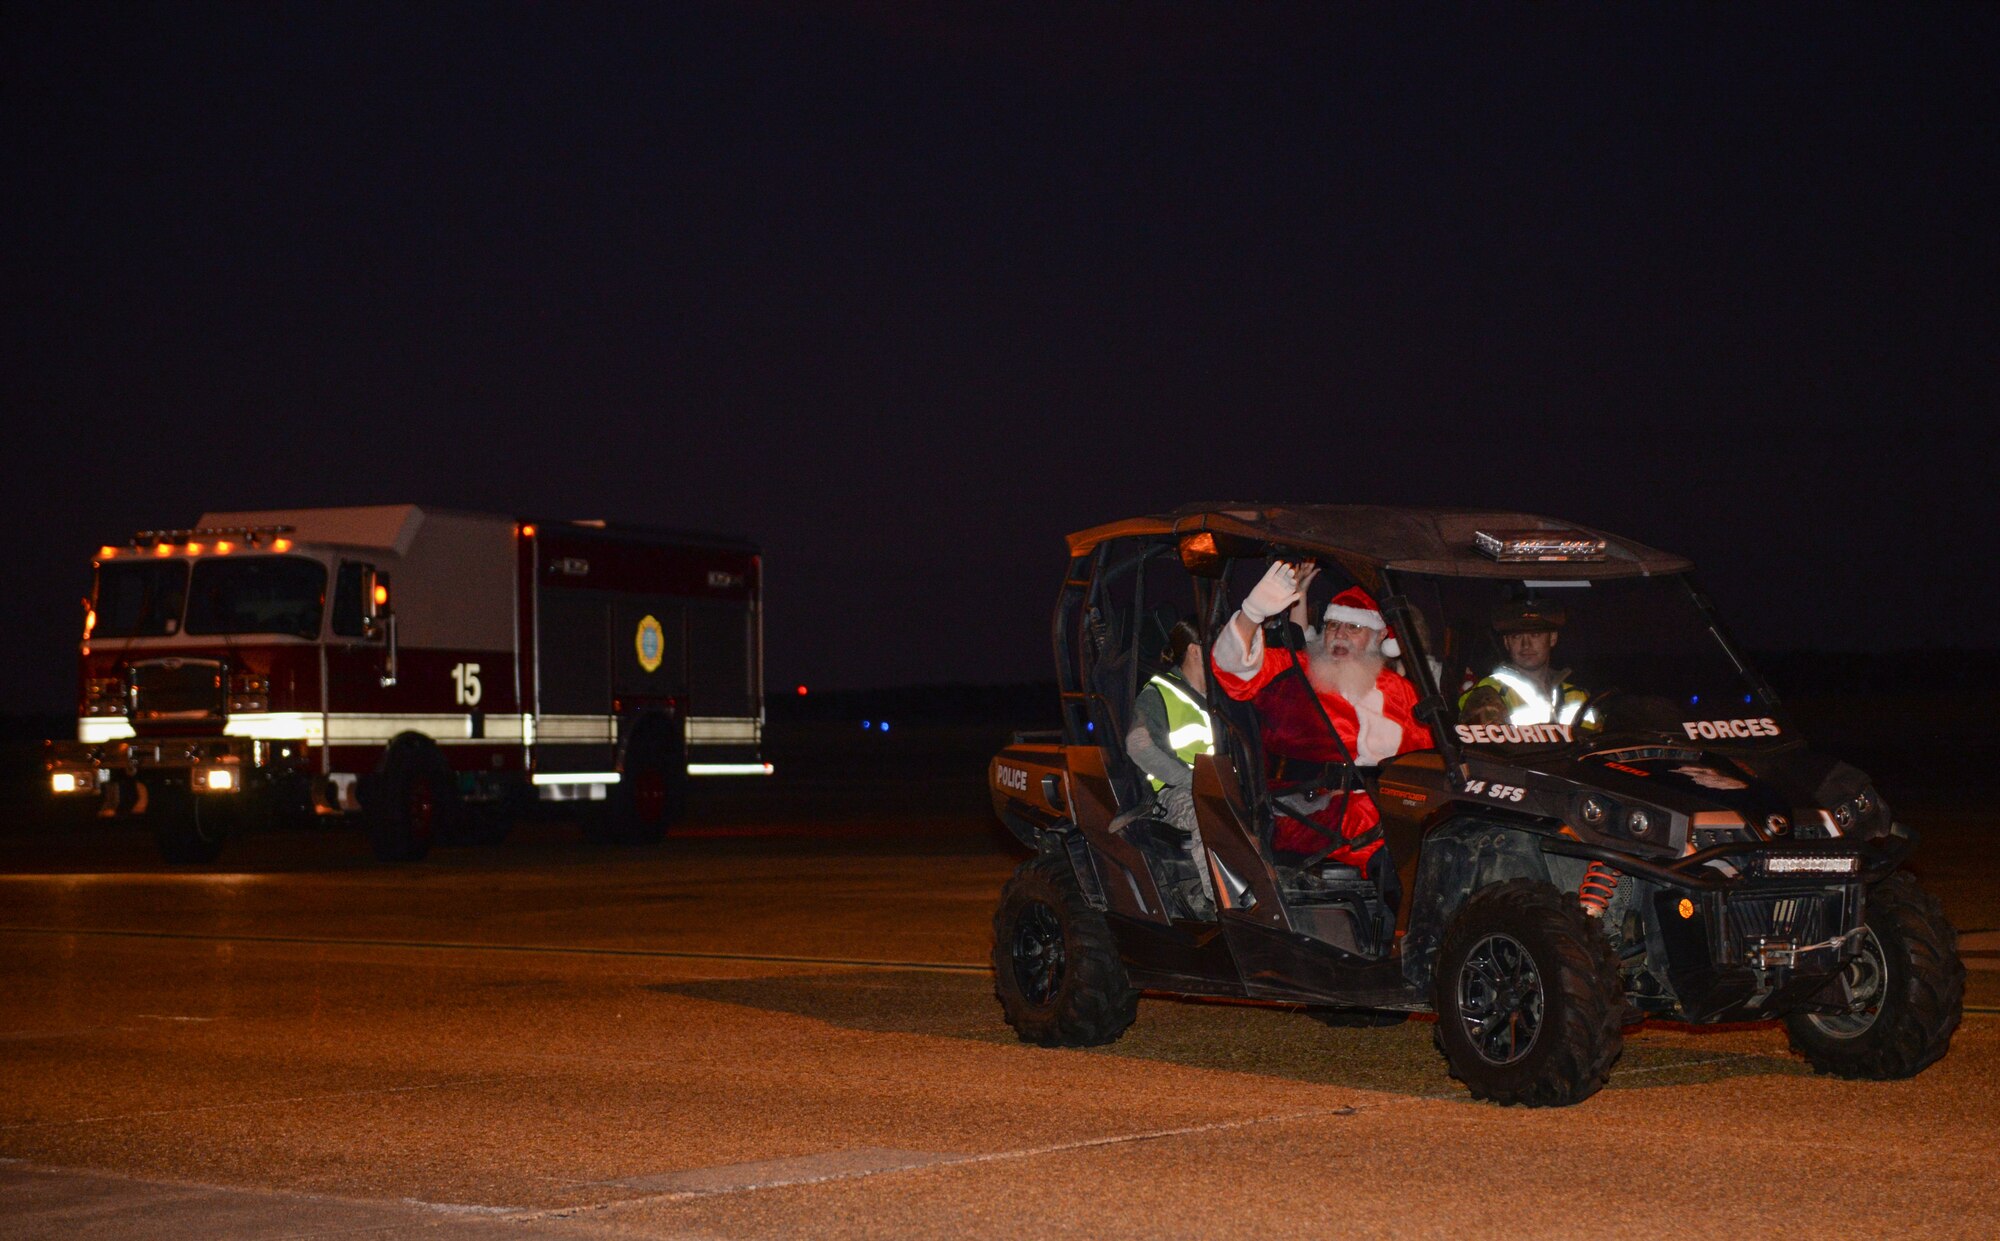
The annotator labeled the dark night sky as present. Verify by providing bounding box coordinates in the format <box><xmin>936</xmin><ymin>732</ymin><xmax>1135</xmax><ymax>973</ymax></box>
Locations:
<box><xmin>4</xmin><ymin>2</ymin><xmax>1997</xmax><ymax>712</ymax></box>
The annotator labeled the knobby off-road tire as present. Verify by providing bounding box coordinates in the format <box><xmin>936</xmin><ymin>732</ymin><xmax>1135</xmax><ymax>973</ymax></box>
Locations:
<box><xmin>992</xmin><ymin>852</ymin><xmax>1139</xmax><ymax>1047</ymax></box>
<box><xmin>150</xmin><ymin>785</ymin><xmax>229</xmax><ymax>865</ymax></box>
<box><xmin>1785</xmin><ymin>870</ymin><xmax>1963</xmax><ymax>1079</ymax></box>
<box><xmin>1433</xmin><ymin>879</ymin><xmax>1626</xmax><ymax>1107</ymax></box>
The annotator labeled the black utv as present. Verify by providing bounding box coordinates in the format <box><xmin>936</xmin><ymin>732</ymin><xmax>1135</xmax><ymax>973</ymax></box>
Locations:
<box><xmin>987</xmin><ymin>505</ymin><xmax>1962</xmax><ymax>1106</ymax></box>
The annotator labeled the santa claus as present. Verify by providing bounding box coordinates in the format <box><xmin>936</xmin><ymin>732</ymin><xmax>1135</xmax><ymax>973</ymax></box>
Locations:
<box><xmin>1212</xmin><ymin>561</ymin><xmax>1432</xmax><ymax>867</ymax></box>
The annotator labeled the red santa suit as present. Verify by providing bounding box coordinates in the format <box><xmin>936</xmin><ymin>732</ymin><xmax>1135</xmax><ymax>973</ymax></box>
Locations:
<box><xmin>1214</xmin><ymin>619</ymin><xmax>1432</xmax><ymax>864</ymax></box>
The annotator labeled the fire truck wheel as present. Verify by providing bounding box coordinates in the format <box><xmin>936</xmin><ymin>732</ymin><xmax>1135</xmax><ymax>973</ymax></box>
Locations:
<box><xmin>601</xmin><ymin>723</ymin><xmax>686</xmax><ymax>846</ymax></box>
<box><xmin>150</xmin><ymin>785</ymin><xmax>229</xmax><ymax>865</ymax></box>
<box><xmin>366</xmin><ymin>740</ymin><xmax>459</xmax><ymax>862</ymax></box>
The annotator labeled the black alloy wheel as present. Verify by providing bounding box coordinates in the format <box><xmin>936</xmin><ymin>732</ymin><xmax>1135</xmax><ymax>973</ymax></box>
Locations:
<box><xmin>1455</xmin><ymin>932</ymin><xmax>1546</xmax><ymax>1066</ymax></box>
<box><xmin>1011</xmin><ymin>900</ymin><xmax>1067</xmax><ymax>1006</ymax></box>
<box><xmin>1432</xmin><ymin>879</ymin><xmax>1625</xmax><ymax>1107</ymax></box>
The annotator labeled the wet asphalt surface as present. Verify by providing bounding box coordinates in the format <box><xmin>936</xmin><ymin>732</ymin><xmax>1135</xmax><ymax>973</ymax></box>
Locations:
<box><xmin>2</xmin><ymin>731</ymin><xmax>1997</xmax><ymax>1240</ymax></box>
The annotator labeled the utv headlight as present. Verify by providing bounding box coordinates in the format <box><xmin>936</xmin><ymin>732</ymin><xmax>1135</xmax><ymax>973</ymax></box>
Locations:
<box><xmin>1579</xmin><ymin>795</ymin><xmax>1609</xmax><ymax>826</ymax></box>
<box><xmin>1624</xmin><ymin>807</ymin><xmax>1657</xmax><ymax>840</ymax></box>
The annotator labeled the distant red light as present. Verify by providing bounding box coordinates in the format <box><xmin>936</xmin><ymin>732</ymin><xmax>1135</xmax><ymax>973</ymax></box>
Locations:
<box><xmin>796</xmin><ymin>684</ymin><xmax>809</xmax><ymax>696</ymax></box>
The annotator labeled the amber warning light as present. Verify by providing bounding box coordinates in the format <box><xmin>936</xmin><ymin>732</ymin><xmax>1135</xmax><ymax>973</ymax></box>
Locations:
<box><xmin>373</xmin><ymin>584</ymin><xmax>390</xmax><ymax>607</ymax></box>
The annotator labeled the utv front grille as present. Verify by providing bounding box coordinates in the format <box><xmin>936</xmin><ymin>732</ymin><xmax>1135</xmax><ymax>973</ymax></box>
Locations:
<box><xmin>129</xmin><ymin>658</ymin><xmax>226</xmax><ymax>723</ymax></box>
<box><xmin>1720</xmin><ymin>888</ymin><xmax>1851</xmax><ymax>960</ymax></box>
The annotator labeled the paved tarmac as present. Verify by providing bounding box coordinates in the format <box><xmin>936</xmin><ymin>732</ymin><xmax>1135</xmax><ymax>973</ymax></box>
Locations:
<box><xmin>2</xmin><ymin>767</ymin><xmax>1997</xmax><ymax>1239</ymax></box>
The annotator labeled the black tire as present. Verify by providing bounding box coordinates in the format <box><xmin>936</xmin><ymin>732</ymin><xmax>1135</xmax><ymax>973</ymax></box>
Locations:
<box><xmin>1433</xmin><ymin>879</ymin><xmax>1625</xmax><ymax>1107</ymax></box>
<box><xmin>599</xmin><ymin>723</ymin><xmax>686</xmax><ymax>846</ymax></box>
<box><xmin>1785</xmin><ymin>870</ymin><xmax>1964</xmax><ymax>1079</ymax></box>
<box><xmin>364</xmin><ymin>740</ymin><xmax>456</xmax><ymax>862</ymax></box>
<box><xmin>991</xmin><ymin>851</ymin><xmax>1138</xmax><ymax>1047</ymax></box>
<box><xmin>150</xmin><ymin>784</ymin><xmax>229</xmax><ymax>865</ymax></box>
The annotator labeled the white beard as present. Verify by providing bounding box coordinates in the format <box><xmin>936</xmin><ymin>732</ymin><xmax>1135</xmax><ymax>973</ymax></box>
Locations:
<box><xmin>1307</xmin><ymin>646</ymin><xmax>1383</xmax><ymax>700</ymax></box>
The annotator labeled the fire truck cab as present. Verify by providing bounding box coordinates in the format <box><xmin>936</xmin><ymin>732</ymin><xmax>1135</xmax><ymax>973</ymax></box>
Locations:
<box><xmin>46</xmin><ymin>505</ymin><xmax>768</xmax><ymax>862</ymax></box>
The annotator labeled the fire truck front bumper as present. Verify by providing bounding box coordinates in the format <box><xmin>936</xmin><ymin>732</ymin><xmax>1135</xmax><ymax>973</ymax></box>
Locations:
<box><xmin>45</xmin><ymin>735</ymin><xmax>279</xmax><ymax>801</ymax></box>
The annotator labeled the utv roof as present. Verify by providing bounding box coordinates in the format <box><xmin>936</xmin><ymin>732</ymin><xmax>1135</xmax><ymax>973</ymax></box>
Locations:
<box><xmin>1066</xmin><ymin>504</ymin><xmax>1691</xmax><ymax>581</ymax></box>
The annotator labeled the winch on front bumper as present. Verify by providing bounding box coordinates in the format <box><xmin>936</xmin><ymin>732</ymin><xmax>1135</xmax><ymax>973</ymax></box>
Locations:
<box><xmin>1542</xmin><ymin>829</ymin><xmax>1912</xmax><ymax>1023</ymax></box>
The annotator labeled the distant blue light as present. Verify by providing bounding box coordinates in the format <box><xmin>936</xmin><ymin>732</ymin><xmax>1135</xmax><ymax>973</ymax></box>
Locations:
<box><xmin>879</xmin><ymin>721</ymin><xmax>890</xmax><ymax>732</ymax></box>
<box><xmin>1087</xmin><ymin>721</ymin><xmax>1094</xmax><ymax>732</ymax></box>
<box><xmin>1743</xmin><ymin>694</ymin><xmax>1753</xmax><ymax>704</ymax></box>
<box><xmin>861</xmin><ymin>720</ymin><xmax>871</xmax><ymax>730</ymax></box>
<box><xmin>1689</xmin><ymin>695</ymin><xmax>1700</xmax><ymax>705</ymax></box>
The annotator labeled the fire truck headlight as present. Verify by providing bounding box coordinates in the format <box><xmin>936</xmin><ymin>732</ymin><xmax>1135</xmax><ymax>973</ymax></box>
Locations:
<box><xmin>200</xmin><ymin>767</ymin><xmax>239</xmax><ymax>792</ymax></box>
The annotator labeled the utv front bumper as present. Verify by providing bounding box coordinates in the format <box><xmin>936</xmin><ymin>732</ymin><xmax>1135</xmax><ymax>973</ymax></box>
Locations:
<box><xmin>1542</xmin><ymin>830</ymin><xmax>1913</xmax><ymax>1023</ymax></box>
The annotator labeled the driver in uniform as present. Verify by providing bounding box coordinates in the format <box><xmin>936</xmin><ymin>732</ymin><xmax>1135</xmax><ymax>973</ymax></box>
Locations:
<box><xmin>1458</xmin><ymin>598</ymin><xmax>1594</xmax><ymax>728</ymax></box>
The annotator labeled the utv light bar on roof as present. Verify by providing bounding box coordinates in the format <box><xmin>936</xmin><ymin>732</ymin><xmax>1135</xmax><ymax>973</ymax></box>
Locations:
<box><xmin>1473</xmin><ymin>530</ymin><xmax>1608</xmax><ymax>562</ymax></box>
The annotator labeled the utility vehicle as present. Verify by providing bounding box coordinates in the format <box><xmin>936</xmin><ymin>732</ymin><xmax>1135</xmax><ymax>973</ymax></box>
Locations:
<box><xmin>987</xmin><ymin>505</ymin><xmax>1961</xmax><ymax>1105</ymax></box>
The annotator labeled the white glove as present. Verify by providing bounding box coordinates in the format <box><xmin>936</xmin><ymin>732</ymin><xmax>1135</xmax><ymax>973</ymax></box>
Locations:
<box><xmin>1241</xmin><ymin>561</ymin><xmax>1302</xmax><ymax>623</ymax></box>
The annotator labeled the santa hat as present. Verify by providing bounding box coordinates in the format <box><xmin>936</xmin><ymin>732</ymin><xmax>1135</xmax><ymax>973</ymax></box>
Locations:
<box><xmin>1323</xmin><ymin>586</ymin><xmax>1401</xmax><ymax>658</ymax></box>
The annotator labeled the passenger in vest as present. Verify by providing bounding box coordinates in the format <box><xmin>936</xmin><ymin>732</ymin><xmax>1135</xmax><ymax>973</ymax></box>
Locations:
<box><xmin>1124</xmin><ymin>618</ymin><xmax>1217</xmax><ymax>903</ymax></box>
<box><xmin>1124</xmin><ymin>619</ymin><xmax>1214</xmax><ymax>835</ymax></box>
<box><xmin>1458</xmin><ymin>598</ymin><xmax>1595</xmax><ymax>729</ymax></box>
<box><xmin>1211</xmin><ymin>563</ymin><xmax>1433</xmax><ymax>875</ymax></box>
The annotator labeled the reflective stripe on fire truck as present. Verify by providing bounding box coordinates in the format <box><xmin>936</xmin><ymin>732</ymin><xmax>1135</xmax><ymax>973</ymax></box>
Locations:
<box><xmin>76</xmin><ymin>713</ymin><xmax>763</xmax><ymax>748</ymax></box>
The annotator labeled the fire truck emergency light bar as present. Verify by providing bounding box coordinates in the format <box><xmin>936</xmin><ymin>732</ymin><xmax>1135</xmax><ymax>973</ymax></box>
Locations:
<box><xmin>127</xmin><ymin>525</ymin><xmax>296</xmax><ymax>548</ymax></box>
<box><xmin>1473</xmin><ymin>529</ymin><xmax>1609</xmax><ymax>562</ymax></box>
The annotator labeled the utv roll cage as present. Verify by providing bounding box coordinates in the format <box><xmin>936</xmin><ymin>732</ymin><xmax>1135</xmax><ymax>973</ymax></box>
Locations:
<box><xmin>1051</xmin><ymin>504</ymin><xmax>1695</xmax><ymax>826</ymax></box>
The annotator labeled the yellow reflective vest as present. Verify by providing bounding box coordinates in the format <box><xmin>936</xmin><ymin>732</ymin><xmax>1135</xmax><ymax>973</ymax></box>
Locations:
<box><xmin>1461</xmin><ymin>667</ymin><xmax>1594</xmax><ymax>727</ymax></box>
<box><xmin>1142</xmin><ymin>673</ymin><xmax>1215</xmax><ymax>790</ymax></box>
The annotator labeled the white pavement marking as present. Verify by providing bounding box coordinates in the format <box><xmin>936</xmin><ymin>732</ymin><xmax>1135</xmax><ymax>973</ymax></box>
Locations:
<box><xmin>0</xmin><ymin>1162</ymin><xmax>543</xmax><ymax>1240</ymax></box>
<box><xmin>521</xmin><ymin>1104</ymin><xmax>1369</xmax><ymax>1221</ymax></box>
<box><xmin>605</xmin><ymin>1148</ymin><xmax>957</xmax><ymax>1195</ymax></box>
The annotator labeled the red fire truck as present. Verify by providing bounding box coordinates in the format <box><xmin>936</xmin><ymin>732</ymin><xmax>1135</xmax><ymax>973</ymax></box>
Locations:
<box><xmin>45</xmin><ymin>505</ymin><xmax>769</xmax><ymax>863</ymax></box>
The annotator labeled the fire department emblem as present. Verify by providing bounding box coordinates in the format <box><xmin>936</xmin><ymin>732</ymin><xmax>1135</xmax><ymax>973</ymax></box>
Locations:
<box><xmin>635</xmin><ymin>614</ymin><xmax>665</xmax><ymax>673</ymax></box>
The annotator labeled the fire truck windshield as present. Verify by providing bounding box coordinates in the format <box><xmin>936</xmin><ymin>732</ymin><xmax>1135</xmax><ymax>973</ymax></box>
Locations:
<box><xmin>93</xmin><ymin>560</ymin><xmax>190</xmax><ymax>638</ymax></box>
<box><xmin>183</xmin><ymin>555</ymin><xmax>327</xmax><ymax>639</ymax></box>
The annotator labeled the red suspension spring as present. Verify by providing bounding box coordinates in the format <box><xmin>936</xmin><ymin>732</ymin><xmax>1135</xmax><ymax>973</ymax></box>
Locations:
<box><xmin>1578</xmin><ymin>860</ymin><xmax>1621</xmax><ymax>917</ymax></box>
